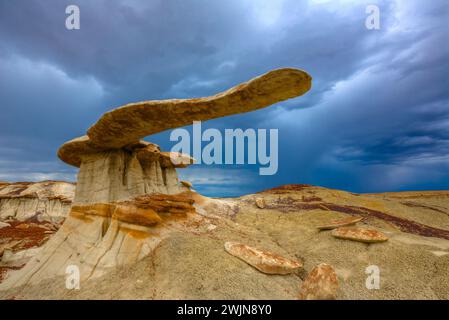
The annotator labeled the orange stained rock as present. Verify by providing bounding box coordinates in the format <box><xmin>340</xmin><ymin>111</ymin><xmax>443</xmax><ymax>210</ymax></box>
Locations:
<box><xmin>113</xmin><ymin>205</ymin><xmax>162</xmax><ymax>227</ymax></box>
<box><xmin>298</xmin><ymin>263</ymin><xmax>339</xmax><ymax>300</ymax></box>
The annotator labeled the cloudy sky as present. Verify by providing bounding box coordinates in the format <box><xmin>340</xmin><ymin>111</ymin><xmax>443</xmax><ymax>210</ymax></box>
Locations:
<box><xmin>0</xmin><ymin>0</ymin><xmax>448</xmax><ymax>196</ymax></box>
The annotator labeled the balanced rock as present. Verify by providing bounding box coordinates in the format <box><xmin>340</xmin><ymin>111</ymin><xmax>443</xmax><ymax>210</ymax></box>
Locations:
<box><xmin>224</xmin><ymin>241</ymin><xmax>302</xmax><ymax>275</ymax></box>
<box><xmin>255</xmin><ymin>198</ymin><xmax>266</xmax><ymax>209</ymax></box>
<box><xmin>317</xmin><ymin>216</ymin><xmax>363</xmax><ymax>230</ymax></box>
<box><xmin>298</xmin><ymin>263</ymin><xmax>339</xmax><ymax>300</ymax></box>
<box><xmin>331</xmin><ymin>227</ymin><xmax>388</xmax><ymax>243</ymax></box>
<box><xmin>0</xmin><ymin>222</ymin><xmax>10</xmax><ymax>229</ymax></box>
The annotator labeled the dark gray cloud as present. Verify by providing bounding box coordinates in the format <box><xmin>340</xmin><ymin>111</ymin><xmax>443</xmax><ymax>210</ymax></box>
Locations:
<box><xmin>0</xmin><ymin>0</ymin><xmax>447</xmax><ymax>195</ymax></box>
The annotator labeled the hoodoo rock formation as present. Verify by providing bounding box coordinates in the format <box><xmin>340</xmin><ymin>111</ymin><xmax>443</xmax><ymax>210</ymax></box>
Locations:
<box><xmin>0</xmin><ymin>181</ymin><xmax>75</xmax><ymax>222</ymax></box>
<box><xmin>0</xmin><ymin>68</ymin><xmax>312</xmax><ymax>290</ymax></box>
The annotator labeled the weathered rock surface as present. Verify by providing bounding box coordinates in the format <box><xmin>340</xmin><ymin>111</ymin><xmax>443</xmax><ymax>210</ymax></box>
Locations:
<box><xmin>57</xmin><ymin>68</ymin><xmax>311</xmax><ymax>167</ymax></box>
<box><xmin>255</xmin><ymin>198</ymin><xmax>266</xmax><ymax>209</ymax></box>
<box><xmin>0</xmin><ymin>192</ymin><xmax>197</xmax><ymax>288</ymax></box>
<box><xmin>331</xmin><ymin>227</ymin><xmax>389</xmax><ymax>243</ymax></box>
<box><xmin>317</xmin><ymin>216</ymin><xmax>363</xmax><ymax>230</ymax></box>
<box><xmin>2</xmin><ymin>65</ymin><xmax>449</xmax><ymax>300</ymax></box>
<box><xmin>180</xmin><ymin>181</ymin><xmax>192</xmax><ymax>189</ymax></box>
<box><xmin>0</xmin><ymin>181</ymin><xmax>75</xmax><ymax>221</ymax></box>
<box><xmin>6</xmin><ymin>68</ymin><xmax>310</xmax><ymax>292</ymax></box>
<box><xmin>0</xmin><ymin>222</ymin><xmax>10</xmax><ymax>229</ymax></box>
<box><xmin>73</xmin><ymin>148</ymin><xmax>190</xmax><ymax>205</ymax></box>
<box><xmin>224</xmin><ymin>241</ymin><xmax>302</xmax><ymax>275</ymax></box>
<box><xmin>1</xmin><ymin>184</ymin><xmax>449</xmax><ymax>299</ymax></box>
<box><xmin>298</xmin><ymin>263</ymin><xmax>339</xmax><ymax>300</ymax></box>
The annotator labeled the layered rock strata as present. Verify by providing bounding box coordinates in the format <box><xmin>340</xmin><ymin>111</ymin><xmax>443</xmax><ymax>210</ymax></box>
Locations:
<box><xmin>0</xmin><ymin>181</ymin><xmax>75</xmax><ymax>221</ymax></box>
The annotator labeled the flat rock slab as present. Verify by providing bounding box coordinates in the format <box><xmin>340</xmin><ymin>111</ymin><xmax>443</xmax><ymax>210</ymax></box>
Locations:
<box><xmin>298</xmin><ymin>263</ymin><xmax>339</xmax><ymax>300</ymax></box>
<box><xmin>331</xmin><ymin>227</ymin><xmax>388</xmax><ymax>243</ymax></box>
<box><xmin>317</xmin><ymin>216</ymin><xmax>363</xmax><ymax>230</ymax></box>
<box><xmin>58</xmin><ymin>68</ymin><xmax>311</xmax><ymax>167</ymax></box>
<box><xmin>224</xmin><ymin>241</ymin><xmax>302</xmax><ymax>275</ymax></box>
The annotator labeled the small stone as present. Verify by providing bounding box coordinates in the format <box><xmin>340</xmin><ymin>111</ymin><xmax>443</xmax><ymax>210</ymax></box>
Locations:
<box><xmin>224</xmin><ymin>241</ymin><xmax>302</xmax><ymax>275</ymax></box>
<box><xmin>180</xmin><ymin>180</ymin><xmax>193</xmax><ymax>188</ymax></box>
<box><xmin>331</xmin><ymin>227</ymin><xmax>388</xmax><ymax>243</ymax></box>
<box><xmin>317</xmin><ymin>216</ymin><xmax>363</xmax><ymax>230</ymax></box>
<box><xmin>298</xmin><ymin>263</ymin><xmax>339</xmax><ymax>300</ymax></box>
<box><xmin>255</xmin><ymin>198</ymin><xmax>266</xmax><ymax>209</ymax></box>
<box><xmin>113</xmin><ymin>205</ymin><xmax>162</xmax><ymax>227</ymax></box>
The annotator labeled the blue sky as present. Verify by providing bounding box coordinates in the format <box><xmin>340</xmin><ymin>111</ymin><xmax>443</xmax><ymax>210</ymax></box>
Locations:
<box><xmin>0</xmin><ymin>0</ymin><xmax>448</xmax><ymax>197</ymax></box>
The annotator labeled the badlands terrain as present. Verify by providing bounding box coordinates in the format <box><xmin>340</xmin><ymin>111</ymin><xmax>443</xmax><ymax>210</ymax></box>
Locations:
<box><xmin>0</xmin><ymin>181</ymin><xmax>448</xmax><ymax>300</ymax></box>
<box><xmin>0</xmin><ymin>68</ymin><xmax>448</xmax><ymax>300</ymax></box>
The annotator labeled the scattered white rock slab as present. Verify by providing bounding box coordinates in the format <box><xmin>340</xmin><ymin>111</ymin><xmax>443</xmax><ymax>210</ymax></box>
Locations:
<box><xmin>317</xmin><ymin>216</ymin><xmax>363</xmax><ymax>230</ymax></box>
<box><xmin>298</xmin><ymin>263</ymin><xmax>339</xmax><ymax>300</ymax></box>
<box><xmin>255</xmin><ymin>198</ymin><xmax>266</xmax><ymax>209</ymax></box>
<box><xmin>1</xmin><ymin>247</ymin><xmax>42</xmax><ymax>267</ymax></box>
<box><xmin>331</xmin><ymin>227</ymin><xmax>388</xmax><ymax>243</ymax></box>
<box><xmin>224</xmin><ymin>241</ymin><xmax>302</xmax><ymax>275</ymax></box>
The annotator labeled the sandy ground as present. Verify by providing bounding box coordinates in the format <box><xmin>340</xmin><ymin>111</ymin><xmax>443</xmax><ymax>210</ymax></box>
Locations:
<box><xmin>1</xmin><ymin>185</ymin><xmax>449</xmax><ymax>299</ymax></box>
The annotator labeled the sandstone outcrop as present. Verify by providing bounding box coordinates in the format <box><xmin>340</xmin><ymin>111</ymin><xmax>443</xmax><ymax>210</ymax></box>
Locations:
<box><xmin>0</xmin><ymin>222</ymin><xmax>9</xmax><ymax>229</ymax></box>
<box><xmin>298</xmin><ymin>263</ymin><xmax>339</xmax><ymax>300</ymax></box>
<box><xmin>1</xmin><ymin>184</ymin><xmax>449</xmax><ymax>299</ymax></box>
<box><xmin>224</xmin><ymin>241</ymin><xmax>302</xmax><ymax>275</ymax></box>
<box><xmin>255</xmin><ymin>198</ymin><xmax>266</xmax><ymax>209</ymax></box>
<box><xmin>317</xmin><ymin>216</ymin><xmax>363</xmax><ymax>230</ymax></box>
<box><xmin>0</xmin><ymin>192</ymin><xmax>197</xmax><ymax>287</ymax></box>
<box><xmin>331</xmin><ymin>227</ymin><xmax>389</xmax><ymax>243</ymax></box>
<box><xmin>180</xmin><ymin>181</ymin><xmax>192</xmax><ymax>189</ymax></box>
<box><xmin>72</xmin><ymin>147</ymin><xmax>191</xmax><ymax>205</ymax></box>
<box><xmin>0</xmin><ymin>68</ymin><xmax>312</xmax><ymax>290</ymax></box>
<box><xmin>0</xmin><ymin>181</ymin><xmax>75</xmax><ymax>221</ymax></box>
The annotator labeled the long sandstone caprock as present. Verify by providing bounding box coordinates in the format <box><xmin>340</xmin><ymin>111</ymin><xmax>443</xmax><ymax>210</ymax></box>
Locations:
<box><xmin>58</xmin><ymin>68</ymin><xmax>311</xmax><ymax>166</ymax></box>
